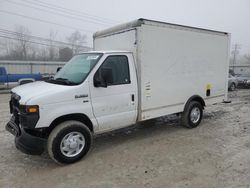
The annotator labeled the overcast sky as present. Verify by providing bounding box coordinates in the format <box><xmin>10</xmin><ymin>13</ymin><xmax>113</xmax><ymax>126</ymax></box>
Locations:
<box><xmin>0</xmin><ymin>0</ymin><xmax>250</xmax><ymax>53</ymax></box>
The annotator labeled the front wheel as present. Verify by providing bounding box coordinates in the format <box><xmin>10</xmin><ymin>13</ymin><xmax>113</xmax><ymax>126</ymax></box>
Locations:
<box><xmin>47</xmin><ymin>121</ymin><xmax>92</xmax><ymax>164</ymax></box>
<box><xmin>181</xmin><ymin>101</ymin><xmax>203</xmax><ymax>128</ymax></box>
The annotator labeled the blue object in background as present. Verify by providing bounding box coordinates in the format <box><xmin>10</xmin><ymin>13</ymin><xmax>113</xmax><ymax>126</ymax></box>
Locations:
<box><xmin>0</xmin><ymin>67</ymin><xmax>42</xmax><ymax>84</ymax></box>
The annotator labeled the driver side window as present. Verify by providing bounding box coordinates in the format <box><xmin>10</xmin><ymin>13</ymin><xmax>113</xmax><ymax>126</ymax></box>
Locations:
<box><xmin>100</xmin><ymin>55</ymin><xmax>130</xmax><ymax>86</ymax></box>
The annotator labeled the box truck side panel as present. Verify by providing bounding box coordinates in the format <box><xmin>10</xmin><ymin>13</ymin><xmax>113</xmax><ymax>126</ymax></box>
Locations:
<box><xmin>139</xmin><ymin>24</ymin><xmax>229</xmax><ymax>120</ymax></box>
<box><xmin>94</xmin><ymin>29</ymin><xmax>137</xmax><ymax>54</ymax></box>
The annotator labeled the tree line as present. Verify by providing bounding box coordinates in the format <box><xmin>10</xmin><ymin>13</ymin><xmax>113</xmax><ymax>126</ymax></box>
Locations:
<box><xmin>0</xmin><ymin>25</ymin><xmax>91</xmax><ymax>61</ymax></box>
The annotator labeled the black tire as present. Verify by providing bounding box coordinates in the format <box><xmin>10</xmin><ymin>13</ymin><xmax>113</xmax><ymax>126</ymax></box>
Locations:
<box><xmin>47</xmin><ymin>120</ymin><xmax>92</xmax><ymax>164</ymax></box>
<box><xmin>229</xmin><ymin>83</ymin><xmax>236</xmax><ymax>91</ymax></box>
<box><xmin>181</xmin><ymin>101</ymin><xmax>203</xmax><ymax>128</ymax></box>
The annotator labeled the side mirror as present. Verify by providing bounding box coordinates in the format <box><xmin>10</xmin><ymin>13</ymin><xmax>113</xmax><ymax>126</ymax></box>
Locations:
<box><xmin>56</xmin><ymin>67</ymin><xmax>62</xmax><ymax>72</ymax></box>
<box><xmin>94</xmin><ymin>68</ymin><xmax>113</xmax><ymax>88</ymax></box>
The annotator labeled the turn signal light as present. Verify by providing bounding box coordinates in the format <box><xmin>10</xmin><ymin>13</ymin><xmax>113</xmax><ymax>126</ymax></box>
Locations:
<box><xmin>26</xmin><ymin>106</ymin><xmax>38</xmax><ymax>113</ymax></box>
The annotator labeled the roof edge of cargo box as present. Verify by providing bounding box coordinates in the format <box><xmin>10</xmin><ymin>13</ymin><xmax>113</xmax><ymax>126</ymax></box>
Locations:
<box><xmin>93</xmin><ymin>18</ymin><xmax>229</xmax><ymax>38</ymax></box>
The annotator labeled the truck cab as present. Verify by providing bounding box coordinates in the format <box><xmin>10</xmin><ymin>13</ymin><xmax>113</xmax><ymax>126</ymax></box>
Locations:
<box><xmin>6</xmin><ymin>51</ymin><xmax>138</xmax><ymax>163</ymax></box>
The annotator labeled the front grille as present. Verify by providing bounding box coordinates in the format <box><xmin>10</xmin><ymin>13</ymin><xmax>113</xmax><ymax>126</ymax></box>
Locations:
<box><xmin>10</xmin><ymin>93</ymin><xmax>21</xmax><ymax>125</ymax></box>
<box><xmin>9</xmin><ymin>93</ymin><xmax>39</xmax><ymax>129</ymax></box>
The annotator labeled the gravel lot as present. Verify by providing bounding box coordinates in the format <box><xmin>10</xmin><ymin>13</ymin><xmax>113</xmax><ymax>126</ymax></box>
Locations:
<box><xmin>0</xmin><ymin>89</ymin><xmax>250</xmax><ymax>188</ymax></box>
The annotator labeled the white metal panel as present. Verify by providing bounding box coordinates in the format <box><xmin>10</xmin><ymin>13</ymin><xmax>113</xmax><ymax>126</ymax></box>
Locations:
<box><xmin>94</xmin><ymin>29</ymin><xmax>137</xmax><ymax>54</ymax></box>
<box><xmin>94</xmin><ymin>18</ymin><xmax>228</xmax><ymax>39</ymax></box>
<box><xmin>94</xmin><ymin>29</ymin><xmax>141</xmax><ymax>121</ymax></box>
<box><xmin>138</xmin><ymin>24</ymin><xmax>229</xmax><ymax>120</ymax></box>
<box><xmin>88</xmin><ymin>53</ymin><xmax>138</xmax><ymax>133</ymax></box>
<box><xmin>93</xmin><ymin>19</ymin><xmax>230</xmax><ymax>122</ymax></box>
<box><xmin>12</xmin><ymin>80</ymin><xmax>99</xmax><ymax>132</ymax></box>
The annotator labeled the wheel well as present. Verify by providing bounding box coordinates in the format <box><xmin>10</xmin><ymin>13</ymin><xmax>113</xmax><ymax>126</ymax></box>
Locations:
<box><xmin>185</xmin><ymin>95</ymin><xmax>205</xmax><ymax>109</ymax></box>
<box><xmin>45</xmin><ymin>114</ymin><xmax>94</xmax><ymax>137</ymax></box>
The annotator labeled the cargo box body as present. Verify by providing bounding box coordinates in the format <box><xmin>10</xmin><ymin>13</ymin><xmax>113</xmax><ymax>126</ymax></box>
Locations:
<box><xmin>94</xmin><ymin>19</ymin><xmax>230</xmax><ymax>121</ymax></box>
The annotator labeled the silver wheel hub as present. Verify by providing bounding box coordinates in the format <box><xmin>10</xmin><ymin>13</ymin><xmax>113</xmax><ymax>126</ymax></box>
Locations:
<box><xmin>190</xmin><ymin>107</ymin><xmax>201</xmax><ymax>124</ymax></box>
<box><xmin>60</xmin><ymin>132</ymin><xmax>85</xmax><ymax>157</ymax></box>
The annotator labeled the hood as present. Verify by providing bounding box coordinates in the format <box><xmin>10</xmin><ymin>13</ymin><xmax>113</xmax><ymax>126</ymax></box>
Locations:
<box><xmin>12</xmin><ymin>81</ymin><xmax>75</xmax><ymax>105</ymax></box>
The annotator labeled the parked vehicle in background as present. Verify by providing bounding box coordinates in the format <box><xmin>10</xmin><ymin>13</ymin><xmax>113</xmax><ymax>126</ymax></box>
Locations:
<box><xmin>228</xmin><ymin>74</ymin><xmax>238</xmax><ymax>91</ymax></box>
<box><xmin>6</xmin><ymin>18</ymin><xmax>230</xmax><ymax>164</ymax></box>
<box><xmin>236</xmin><ymin>73</ymin><xmax>250</xmax><ymax>88</ymax></box>
<box><xmin>0</xmin><ymin>67</ymin><xmax>42</xmax><ymax>86</ymax></box>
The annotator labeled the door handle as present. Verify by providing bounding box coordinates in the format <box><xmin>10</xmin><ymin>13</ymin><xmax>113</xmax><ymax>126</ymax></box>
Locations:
<box><xmin>131</xmin><ymin>94</ymin><xmax>135</xmax><ymax>102</ymax></box>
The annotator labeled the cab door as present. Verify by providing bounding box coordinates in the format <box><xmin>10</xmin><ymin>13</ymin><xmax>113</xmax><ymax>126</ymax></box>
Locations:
<box><xmin>89</xmin><ymin>53</ymin><xmax>138</xmax><ymax>132</ymax></box>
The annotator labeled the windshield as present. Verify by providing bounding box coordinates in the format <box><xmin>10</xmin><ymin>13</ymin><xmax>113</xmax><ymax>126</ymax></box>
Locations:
<box><xmin>48</xmin><ymin>53</ymin><xmax>103</xmax><ymax>85</ymax></box>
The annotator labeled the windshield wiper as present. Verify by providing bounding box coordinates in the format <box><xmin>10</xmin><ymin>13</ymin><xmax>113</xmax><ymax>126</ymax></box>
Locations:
<box><xmin>55</xmin><ymin>78</ymin><xmax>78</xmax><ymax>85</ymax></box>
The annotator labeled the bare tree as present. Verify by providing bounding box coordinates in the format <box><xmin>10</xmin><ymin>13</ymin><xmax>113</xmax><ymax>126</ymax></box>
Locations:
<box><xmin>244</xmin><ymin>54</ymin><xmax>250</xmax><ymax>63</ymax></box>
<box><xmin>14</xmin><ymin>25</ymin><xmax>31</xmax><ymax>60</ymax></box>
<box><xmin>29</xmin><ymin>43</ymin><xmax>39</xmax><ymax>60</ymax></box>
<box><xmin>48</xmin><ymin>30</ymin><xmax>58</xmax><ymax>60</ymax></box>
<box><xmin>59</xmin><ymin>47</ymin><xmax>73</xmax><ymax>61</ymax></box>
<box><xmin>0</xmin><ymin>37</ymin><xmax>22</xmax><ymax>60</ymax></box>
<box><xmin>0</xmin><ymin>38</ymin><xmax>12</xmax><ymax>58</ymax></box>
<box><xmin>67</xmin><ymin>31</ymin><xmax>86</xmax><ymax>54</ymax></box>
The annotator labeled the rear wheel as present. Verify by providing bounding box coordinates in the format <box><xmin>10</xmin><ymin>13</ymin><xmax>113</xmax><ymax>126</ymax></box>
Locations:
<box><xmin>47</xmin><ymin>120</ymin><xmax>92</xmax><ymax>164</ymax></box>
<box><xmin>181</xmin><ymin>101</ymin><xmax>203</xmax><ymax>128</ymax></box>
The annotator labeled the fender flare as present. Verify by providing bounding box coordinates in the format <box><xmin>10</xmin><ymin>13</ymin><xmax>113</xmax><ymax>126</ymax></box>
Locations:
<box><xmin>184</xmin><ymin>95</ymin><xmax>206</xmax><ymax>110</ymax></box>
<box><xmin>48</xmin><ymin>113</ymin><xmax>94</xmax><ymax>134</ymax></box>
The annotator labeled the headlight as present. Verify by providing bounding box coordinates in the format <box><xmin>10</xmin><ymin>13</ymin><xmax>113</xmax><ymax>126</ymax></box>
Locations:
<box><xmin>247</xmin><ymin>80</ymin><xmax>250</xmax><ymax>84</ymax></box>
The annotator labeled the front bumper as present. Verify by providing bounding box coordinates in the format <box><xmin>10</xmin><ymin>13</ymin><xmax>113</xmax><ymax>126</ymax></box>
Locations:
<box><xmin>6</xmin><ymin>117</ymin><xmax>46</xmax><ymax>155</ymax></box>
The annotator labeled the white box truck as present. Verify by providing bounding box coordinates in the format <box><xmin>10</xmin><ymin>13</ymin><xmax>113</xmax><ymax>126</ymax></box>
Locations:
<box><xmin>6</xmin><ymin>19</ymin><xmax>230</xmax><ymax>164</ymax></box>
